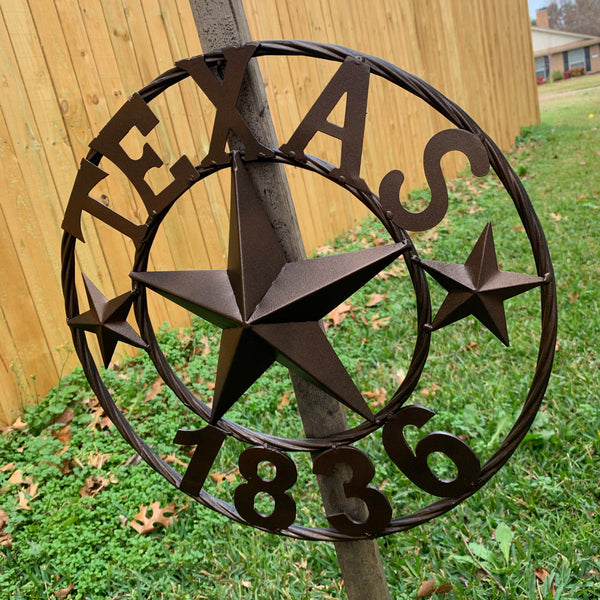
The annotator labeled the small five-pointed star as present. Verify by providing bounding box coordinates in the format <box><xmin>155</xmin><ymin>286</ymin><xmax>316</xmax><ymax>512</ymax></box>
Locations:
<box><xmin>132</xmin><ymin>153</ymin><xmax>409</xmax><ymax>424</ymax></box>
<box><xmin>68</xmin><ymin>275</ymin><xmax>147</xmax><ymax>367</ymax></box>
<box><xmin>419</xmin><ymin>222</ymin><xmax>544</xmax><ymax>345</ymax></box>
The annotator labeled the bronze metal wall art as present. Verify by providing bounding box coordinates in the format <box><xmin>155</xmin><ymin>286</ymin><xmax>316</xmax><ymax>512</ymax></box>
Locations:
<box><xmin>62</xmin><ymin>41</ymin><xmax>557</xmax><ymax>541</ymax></box>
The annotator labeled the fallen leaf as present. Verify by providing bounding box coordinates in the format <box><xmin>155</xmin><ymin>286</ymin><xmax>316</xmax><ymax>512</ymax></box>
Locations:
<box><xmin>420</xmin><ymin>383</ymin><xmax>440</xmax><ymax>398</ymax></box>
<box><xmin>549</xmin><ymin>212</ymin><xmax>563</xmax><ymax>221</ymax></box>
<box><xmin>210</xmin><ymin>468</ymin><xmax>239</xmax><ymax>485</ymax></box>
<box><xmin>0</xmin><ymin>510</ymin><xmax>11</xmax><ymax>547</ymax></box>
<box><xmin>53</xmin><ymin>582</ymin><xmax>75</xmax><ymax>599</ymax></box>
<box><xmin>370</xmin><ymin>231</ymin><xmax>386</xmax><ymax>246</ymax></box>
<box><xmin>0</xmin><ymin>463</ymin><xmax>16</xmax><ymax>473</ymax></box>
<box><xmin>370</xmin><ymin>313</ymin><xmax>391</xmax><ymax>329</ymax></box>
<box><xmin>567</xmin><ymin>292</ymin><xmax>579</xmax><ymax>303</ymax></box>
<box><xmin>88</xmin><ymin>403</ymin><xmax>112</xmax><ymax>430</ymax></box>
<box><xmin>533</xmin><ymin>567</ymin><xmax>556</xmax><ymax>596</ymax></box>
<box><xmin>363</xmin><ymin>387</ymin><xmax>387</xmax><ymax>408</ymax></box>
<box><xmin>129</xmin><ymin>501</ymin><xmax>177</xmax><ymax>535</ymax></box>
<box><xmin>52</xmin><ymin>425</ymin><xmax>71</xmax><ymax>445</ymax></box>
<box><xmin>366</xmin><ymin>293</ymin><xmax>386</xmax><ymax>307</ymax></box>
<box><xmin>16</xmin><ymin>490</ymin><xmax>32</xmax><ymax>510</ymax></box>
<box><xmin>315</xmin><ymin>245</ymin><xmax>334</xmax><ymax>255</ymax></box>
<box><xmin>417</xmin><ymin>578</ymin><xmax>452</xmax><ymax>597</ymax></box>
<box><xmin>326</xmin><ymin>302</ymin><xmax>352</xmax><ymax>329</ymax></box>
<box><xmin>145</xmin><ymin>377</ymin><xmax>163</xmax><ymax>402</ymax></box>
<box><xmin>162</xmin><ymin>454</ymin><xmax>189</xmax><ymax>468</ymax></box>
<box><xmin>53</xmin><ymin>408</ymin><xmax>75</xmax><ymax>426</ymax></box>
<box><xmin>241</xmin><ymin>580</ymin><xmax>252</xmax><ymax>589</ymax></box>
<box><xmin>376</xmin><ymin>264</ymin><xmax>405</xmax><ymax>280</ymax></box>
<box><xmin>206</xmin><ymin>381</ymin><xmax>216</xmax><ymax>391</ymax></box>
<box><xmin>278</xmin><ymin>392</ymin><xmax>291</xmax><ymax>410</ymax></box>
<box><xmin>7</xmin><ymin>470</ymin><xmax>24</xmax><ymax>485</ymax></box>
<box><xmin>196</xmin><ymin>336</ymin><xmax>211</xmax><ymax>356</ymax></box>
<box><xmin>512</xmin><ymin>224</ymin><xmax>526</xmax><ymax>232</ymax></box>
<box><xmin>87</xmin><ymin>452</ymin><xmax>111</xmax><ymax>469</ymax></box>
<box><xmin>1</xmin><ymin>417</ymin><xmax>27</xmax><ymax>435</ymax></box>
<box><xmin>79</xmin><ymin>474</ymin><xmax>117</xmax><ymax>498</ymax></box>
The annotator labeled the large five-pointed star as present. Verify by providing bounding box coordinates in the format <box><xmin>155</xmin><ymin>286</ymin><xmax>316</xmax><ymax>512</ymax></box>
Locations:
<box><xmin>132</xmin><ymin>154</ymin><xmax>409</xmax><ymax>424</ymax></box>
<box><xmin>419</xmin><ymin>222</ymin><xmax>544</xmax><ymax>346</ymax></box>
<box><xmin>68</xmin><ymin>274</ymin><xmax>147</xmax><ymax>367</ymax></box>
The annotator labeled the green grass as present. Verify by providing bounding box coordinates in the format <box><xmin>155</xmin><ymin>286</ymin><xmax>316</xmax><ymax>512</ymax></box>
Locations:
<box><xmin>1</xmin><ymin>91</ymin><xmax>599</xmax><ymax>599</ymax></box>
<box><xmin>537</xmin><ymin>72</ymin><xmax>600</xmax><ymax>96</ymax></box>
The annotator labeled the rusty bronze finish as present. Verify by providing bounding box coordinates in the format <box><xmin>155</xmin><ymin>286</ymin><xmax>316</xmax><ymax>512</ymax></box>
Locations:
<box><xmin>132</xmin><ymin>153</ymin><xmax>406</xmax><ymax>424</ymax></box>
<box><xmin>67</xmin><ymin>274</ymin><xmax>147</xmax><ymax>368</ymax></box>
<box><xmin>420</xmin><ymin>223</ymin><xmax>545</xmax><ymax>346</ymax></box>
<box><xmin>382</xmin><ymin>405</ymin><xmax>481</xmax><ymax>497</ymax></box>
<box><xmin>174</xmin><ymin>425</ymin><xmax>227</xmax><ymax>496</ymax></box>
<box><xmin>61</xmin><ymin>40</ymin><xmax>557</xmax><ymax>541</ymax></box>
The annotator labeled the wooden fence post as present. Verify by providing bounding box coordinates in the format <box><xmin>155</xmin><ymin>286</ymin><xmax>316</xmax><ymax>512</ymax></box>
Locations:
<box><xmin>187</xmin><ymin>1</ymin><xmax>392</xmax><ymax>598</ymax></box>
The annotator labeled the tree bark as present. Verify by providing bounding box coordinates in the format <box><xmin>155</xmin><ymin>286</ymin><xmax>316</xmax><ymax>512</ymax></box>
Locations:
<box><xmin>188</xmin><ymin>2</ymin><xmax>391</xmax><ymax>598</ymax></box>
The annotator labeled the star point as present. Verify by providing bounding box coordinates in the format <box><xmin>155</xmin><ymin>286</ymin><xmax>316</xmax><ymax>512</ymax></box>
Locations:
<box><xmin>132</xmin><ymin>153</ymin><xmax>409</xmax><ymax>423</ymax></box>
<box><xmin>420</xmin><ymin>223</ymin><xmax>544</xmax><ymax>346</ymax></box>
<box><xmin>68</xmin><ymin>274</ymin><xmax>146</xmax><ymax>367</ymax></box>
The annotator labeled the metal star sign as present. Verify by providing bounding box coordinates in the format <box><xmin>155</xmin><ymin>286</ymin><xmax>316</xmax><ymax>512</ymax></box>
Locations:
<box><xmin>132</xmin><ymin>154</ymin><xmax>409</xmax><ymax>423</ymax></box>
<box><xmin>420</xmin><ymin>223</ymin><xmax>544</xmax><ymax>345</ymax></box>
<box><xmin>67</xmin><ymin>275</ymin><xmax>146</xmax><ymax>367</ymax></box>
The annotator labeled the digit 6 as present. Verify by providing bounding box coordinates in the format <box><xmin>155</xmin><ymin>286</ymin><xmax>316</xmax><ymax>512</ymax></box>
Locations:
<box><xmin>382</xmin><ymin>405</ymin><xmax>481</xmax><ymax>497</ymax></box>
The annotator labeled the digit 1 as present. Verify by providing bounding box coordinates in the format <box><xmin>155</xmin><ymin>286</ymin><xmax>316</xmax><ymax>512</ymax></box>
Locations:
<box><xmin>173</xmin><ymin>425</ymin><xmax>226</xmax><ymax>495</ymax></box>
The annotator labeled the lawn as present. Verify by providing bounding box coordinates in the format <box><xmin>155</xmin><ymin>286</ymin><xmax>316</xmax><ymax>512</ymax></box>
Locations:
<box><xmin>0</xmin><ymin>87</ymin><xmax>599</xmax><ymax>599</ymax></box>
<box><xmin>537</xmin><ymin>72</ymin><xmax>600</xmax><ymax>97</ymax></box>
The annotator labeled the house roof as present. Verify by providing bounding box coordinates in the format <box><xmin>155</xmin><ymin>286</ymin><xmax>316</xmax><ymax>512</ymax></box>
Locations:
<box><xmin>532</xmin><ymin>26</ymin><xmax>600</xmax><ymax>56</ymax></box>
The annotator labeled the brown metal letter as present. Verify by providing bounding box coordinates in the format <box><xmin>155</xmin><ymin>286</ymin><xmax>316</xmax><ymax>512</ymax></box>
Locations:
<box><xmin>177</xmin><ymin>45</ymin><xmax>274</xmax><ymax>166</ymax></box>
<box><xmin>62</xmin><ymin>159</ymin><xmax>146</xmax><ymax>247</ymax></box>
<box><xmin>90</xmin><ymin>93</ymin><xmax>198</xmax><ymax>215</ymax></box>
<box><xmin>280</xmin><ymin>56</ymin><xmax>370</xmax><ymax>192</ymax></box>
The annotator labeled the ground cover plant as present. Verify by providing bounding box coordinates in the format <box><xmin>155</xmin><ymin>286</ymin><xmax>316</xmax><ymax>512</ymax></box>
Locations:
<box><xmin>1</xmin><ymin>87</ymin><xmax>599</xmax><ymax>599</ymax></box>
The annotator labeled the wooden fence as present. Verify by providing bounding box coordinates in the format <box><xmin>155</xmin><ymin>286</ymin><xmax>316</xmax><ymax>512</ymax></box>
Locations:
<box><xmin>0</xmin><ymin>0</ymin><xmax>539</xmax><ymax>425</ymax></box>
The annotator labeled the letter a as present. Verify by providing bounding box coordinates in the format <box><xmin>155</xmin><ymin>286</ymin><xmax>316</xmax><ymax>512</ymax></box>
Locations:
<box><xmin>281</xmin><ymin>57</ymin><xmax>370</xmax><ymax>191</ymax></box>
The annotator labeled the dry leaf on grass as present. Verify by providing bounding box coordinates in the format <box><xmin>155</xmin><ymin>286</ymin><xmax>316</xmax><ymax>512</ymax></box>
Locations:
<box><xmin>53</xmin><ymin>582</ymin><xmax>75</xmax><ymax>599</ymax></box>
<box><xmin>129</xmin><ymin>501</ymin><xmax>177</xmax><ymax>535</ymax></box>
<box><xmin>53</xmin><ymin>408</ymin><xmax>75</xmax><ymax>426</ymax></box>
<box><xmin>417</xmin><ymin>578</ymin><xmax>452</xmax><ymax>597</ymax></box>
<box><xmin>278</xmin><ymin>392</ymin><xmax>291</xmax><ymax>410</ymax></box>
<box><xmin>363</xmin><ymin>387</ymin><xmax>387</xmax><ymax>408</ymax></box>
<box><xmin>210</xmin><ymin>468</ymin><xmax>239</xmax><ymax>486</ymax></box>
<box><xmin>1</xmin><ymin>417</ymin><xmax>27</xmax><ymax>435</ymax></box>
<box><xmin>534</xmin><ymin>567</ymin><xmax>556</xmax><ymax>596</ymax></box>
<box><xmin>0</xmin><ymin>508</ymin><xmax>11</xmax><ymax>548</ymax></box>
<box><xmin>79</xmin><ymin>474</ymin><xmax>118</xmax><ymax>498</ymax></box>
<box><xmin>370</xmin><ymin>313</ymin><xmax>391</xmax><ymax>329</ymax></box>
<box><xmin>87</xmin><ymin>452</ymin><xmax>111</xmax><ymax>469</ymax></box>
<box><xmin>145</xmin><ymin>377</ymin><xmax>163</xmax><ymax>402</ymax></box>
<box><xmin>325</xmin><ymin>302</ymin><xmax>352</xmax><ymax>329</ymax></box>
<box><xmin>365</xmin><ymin>293</ymin><xmax>386</xmax><ymax>307</ymax></box>
<box><xmin>163</xmin><ymin>454</ymin><xmax>189</xmax><ymax>468</ymax></box>
<box><xmin>51</xmin><ymin>425</ymin><xmax>71</xmax><ymax>445</ymax></box>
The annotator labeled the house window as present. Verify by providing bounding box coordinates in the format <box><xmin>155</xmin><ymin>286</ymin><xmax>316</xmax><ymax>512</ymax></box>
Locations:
<box><xmin>567</xmin><ymin>48</ymin><xmax>585</xmax><ymax>69</ymax></box>
<box><xmin>535</xmin><ymin>56</ymin><xmax>549</xmax><ymax>79</ymax></box>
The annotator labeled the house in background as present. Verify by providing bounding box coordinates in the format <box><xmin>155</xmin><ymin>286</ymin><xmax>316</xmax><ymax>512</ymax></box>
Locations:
<box><xmin>532</xmin><ymin>9</ymin><xmax>600</xmax><ymax>80</ymax></box>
